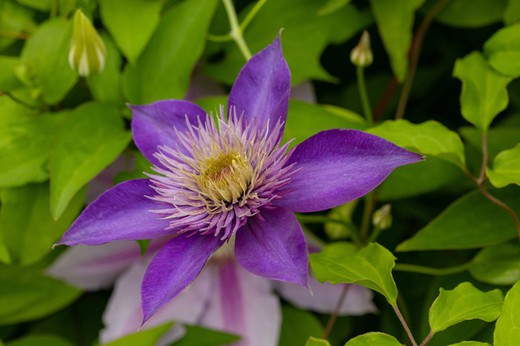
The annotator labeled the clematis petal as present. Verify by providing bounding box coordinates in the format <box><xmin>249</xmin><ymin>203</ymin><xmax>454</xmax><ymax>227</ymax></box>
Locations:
<box><xmin>275</xmin><ymin>278</ymin><xmax>377</xmax><ymax>315</ymax></box>
<box><xmin>56</xmin><ymin>179</ymin><xmax>170</xmax><ymax>246</ymax></box>
<box><xmin>131</xmin><ymin>100</ymin><xmax>207</xmax><ymax>167</ymax></box>
<box><xmin>228</xmin><ymin>35</ymin><xmax>290</xmax><ymax>136</ymax></box>
<box><xmin>101</xmin><ymin>260</ymin><xmax>213</xmax><ymax>345</ymax></box>
<box><xmin>277</xmin><ymin>129</ymin><xmax>423</xmax><ymax>212</ymax></box>
<box><xmin>201</xmin><ymin>261</ymin><xmax>281</xmax><ymax>346</ymax></box>
<box><xmin>46</xmin><ymin>241</ymin><xmax>141</xmax><ymax>290</ymax></box>
<box><xmin>235</xmin><ymin>208</ymin><xmax>308</xmax><ymax>286</ymax></box>
<box><xmin>141</xmin><ymin>233</ymin><xmax>223</xmax><ymax>323</ymax></box>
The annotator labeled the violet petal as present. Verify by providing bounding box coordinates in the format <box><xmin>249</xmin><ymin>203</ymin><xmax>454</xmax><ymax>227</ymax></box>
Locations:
<box><xmin>235</xmin><ymin>208</ymin><xmax>308</xmax><ymax>286</ymax></box>
<box><xmin>228</xmin><ymin>35</ymin><xmax>290</xmax><ymax>136</ymax></box>
<box><xmin>57</xmin><ymin>179</ymin><xmax>170</xmax><ymax>246</ymax></box>
<box><xmin>141</xmin><ymin>233</ymin><xmax>222</xmax><ymax>323</ymax></box>
<box><xmin>131</xmin><ymin>100</ymin><xmax>207</xmax><ymax>167</ymax></box>
<box><xmin>277</xmin><ymin>129</ymin><xmax>423</xmax><ymax>212</ymax></box>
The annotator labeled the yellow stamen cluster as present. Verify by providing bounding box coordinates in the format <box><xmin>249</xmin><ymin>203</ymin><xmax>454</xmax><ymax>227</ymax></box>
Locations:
<box><xmin>197</xmin><ymin>151</ymin><xmax>253</xmax><ymax>203</ymax></box>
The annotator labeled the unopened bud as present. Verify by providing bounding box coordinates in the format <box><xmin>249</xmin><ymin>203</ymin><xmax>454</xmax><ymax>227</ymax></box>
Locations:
<box><xmin>69</xmin><ymin>9</ymin><xmax>106</xmax><ymax>77</ymax></box>
<box><xmin>350</xmin><ymin>30</ymin><xmax>373</xmax><ymax>67</ymax></box>
<box><xmin>372</xmin><ymin>204</ymin><xmax>392</xmax><ymax>230</ymax></box>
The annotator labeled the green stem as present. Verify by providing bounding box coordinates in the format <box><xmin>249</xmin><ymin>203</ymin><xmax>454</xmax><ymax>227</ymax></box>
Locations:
<box><xmin>360</xmin><ymin>191</ymin><xmax>377</xmax><ymax>241</ymax></box>
<box><xmin>222</xmin><ymin>0</ymin><xmax>252</xmax><ymax>61</ymax></box>
<box><xmin>296</xmin><ymin>214</ymin><xmax>362</xmax><ymax>247</ymax></box>
<box><xmin>0</xmin><ymin>91</ymin><xmax>38</xmax><ymax>110</ymax></box>
<box><xmin>357</xmin><ymin>66</ymin><xmax>373</xmax><ymax>123</ymax></box>
<box><xmin>207</xmin><ymin>34</ymin><xmax>233</xmax><ymax>42</ymax></box>
<box><xmin>394</xmin><ymin>263</ymin><xmax>470</xmax><ymax>276</ymax></box>
<box><xmin>0</xmin><ymin>30</ymin><xmax>29</xmax><ymax>39</ymax></box>
<box><xmin>240</xmin><ymin>0</ymin><xmax>267</xmax><ymax>32</ymax></box>
<box><xmin>391</xmin><ymin>303</ymin><xmax>418</xmax><ymax>346</ymax></box>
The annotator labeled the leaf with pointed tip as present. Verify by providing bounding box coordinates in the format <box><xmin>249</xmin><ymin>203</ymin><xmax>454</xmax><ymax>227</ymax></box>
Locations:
<box><xmin>470</xmin><ymin>243</ymin><xmax>520</xmax><ymax>285</ymax></box>
<box><xmin>484</xmin><ymin>23</ymin><xmax>520</xmax><ymax>78</ymax></box>
<box><xmin>306</xmin><ymin>337</ymin><xmax>330</xmax><ymax>346</ymax></box>
<box><xmin>494</xmin><ymin>281</ymin><xmax>520</xmax><ymax>345</ymax></box>
<box><xmin>487</xmin><ymin>144</ymin><xmax>520</xmax><ymax>188</ymax></box>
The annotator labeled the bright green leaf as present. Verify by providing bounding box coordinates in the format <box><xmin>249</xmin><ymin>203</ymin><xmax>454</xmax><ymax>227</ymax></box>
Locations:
<box><xmin>99</xmin><ymin>0</ymin><xmax>162</xmax><ymax>63</ymax></box>
<box><xmin>50</xmin><ymin>102</ymin><xmax>130</xmax><ymax>219</ymax></box>
<box><xmin>429</xmin><ymin>282</ymin><xmax>503</xmax><ymax>333</ymax></box>
<box><xmin>397</xmin><ymin>188</ymin><xmax>520</xmax><ymax>251</ymax></box>
<box><xmin>7</xmin><ymin>335</ymin><xmax>73</xmax><ymax>346</ymax></box>
<box><xmin>344</xmin><ymin>332</ymin><xmax>403</xmax><ymax>345</ymax></box>
<box><xmin>310</xmin><ymin>242</ymin><xmax>398</xmax><ymax>304</ymax></box>
<box><xmin>0</xmin><ymin>265</ymin><xmax>80</xmax><ymax>325</ymax></box>
<box><xmin>494</xmin><ymin>281</ymin><xmax>520</xmax><ymax>345</ymax></box>
<box><xmin>484</xmin><ymin>23</ymin><xmax>520</xmax><ymax>77</ymax></box>
<box><xmin>0</xmin><ymin>0</ymin><xmax>36</xmax><ymax>51</ymax></box>
<box><xmin>370</xmin><ymin>0</ymin><xmax>424</xmax><ymax>81</ymax></box>
<box><xmin>433</xmin><ymin>0</ymin><xmax>508</xmax><ymax>28</ymax></box>
<box><xmin>0</xmin><ymin>183</ymin><xmax>85</xmax><ymax>265</ymax></box>
<box><xmin>487</xmin><ymin>143</ymin><xmax>520</xmax><ymax>188</ymax></box>
<box><xmin>306</xmin><ymin>337</ymin><xmax>330</xmax><ymax>346</ymax></box>
<box><xmin>279</xmin><ymin>306</ymin><xmax>323</xmax><ymax>346</ymax></box>
<box><xmin>0</xmin><ymin>56</ymin><xmax>23</xmax><ymax>91</ymax></box>
<box><xmin>368</xmin><ymin>120</ymin><xmax>465</xmax><ymax>168</ymax></box>
<box><xmin>0</xmin><ymin>97</ymin><xmax>66</xmax><ymax>187</ymax></box>
<box><xmin>447</xmin><ymin>342</ymin><xmax>491</xmax><ymax>346</ymax></box>
<box><xmin>20</xmin><ymin>18</ymin><xmax>78</xmax><ymax>104</ymax></box>
<box><xmin>453</xmin><ymin>52</ymin><xmax>512</xmax><ymax>131</ymax></box>
<box><xmin>124</xmin><ymin>0</ymin><xmax>218</xmax><ymax>103</ymax></box>
<box><xmin>504</xmin><ymin>0</ymin><xmax>520</xmax><ymax>25</ymax></box>
<box><xmin>470</xmin><ymin>243</ymin><xmax>520</xmax><ymax>285</ymax></box>
<box><xmin>204</xmin><ymin>0</ymin><xmax>372</xmax><ymax>85</ymax></box>
<box><xmin>104</xmin><ymin>323</ymin><xmax>173</xmax><ymax>346</ymax></box>
<box><xmin>172</xmin><ymin>325</ymin><xmax>240</xmax><ymax>346</ymax></box>
<box><xmin>325</xmin><ymin>200</ymin><xmax>358</xmax><ymax>240</ymax></box>
<box><xmin>0</xmin><ymin>233</ymin><xmax>9</xmax><ymax>264</ymax></box>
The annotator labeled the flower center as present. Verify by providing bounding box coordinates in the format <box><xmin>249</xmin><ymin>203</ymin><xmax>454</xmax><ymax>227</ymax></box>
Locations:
<box><xmin>197</xmin><ymin>151</ymin><xmax>253</xmax><ymax>203</ymax></box>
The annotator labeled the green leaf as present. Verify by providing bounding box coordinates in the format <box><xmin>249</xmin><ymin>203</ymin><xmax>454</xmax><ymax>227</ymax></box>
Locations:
<box><xmin>0</xmin><ymin>183</ymin><xmax>85</xmax><ymax>265</ymax></box>
<box><xmin>279</xmin><ymin>306</ymin><xmax>323</xmax><ymax>346</ymax></box>
<box><xmin>20</xmin><ymin>18</ymin><xmax>78</xmax><ymax>104</ymax></box>
<box><xmin>433</xmin><ymin>0</ymin><xmax>508</xmax><ymax>28</ymax></box>
<box><xmin>370</xmin><ymin>0</ymin><xmax>424</xmax><ymax>82</ymax></box>
<box><xmin>484</xmin><ymin>23</ymin><xmax>520</xmax><ymax>77</ymax></box>
<box><xmin>447</xmin><ymin>342</ymin><xmax>491</xmax><ymax>346</ymax></box>
<box><xmin>104</xmin><ymin>323</ymin><xmax>173</xmax><ymax>346</ymax></box>
<box><xmin>284</xmin><ymin>100</ymin><xmax>366</xmax><ymax>148</ymax></box>
<box><xmin>368</xmin><ymin>120</ymin><xmax>465</xmax><ymax>168</ymax></box>
<box><xmin>470</xmin><ymin>243</ymin><xmax>520</xmax><ymax>285</ymax></box>
<box><xmin>504</xmin><ymin>0</ymin><xmax>520</xmax><ymax>25</ymax></box>
<box><xmin>0</xmin><ymin>97</ymin><xmax>66</xmax><ymax>187</ymax></box>
<box><xmin>459</xmin><ymin>126</ymin><xmax>520</xmax><ymax>160</ymax></box>
<box><xmin>172</xmin><ymin>325</ymin><xmax>240</xmax><ymax>346</ymax></box>
<box><xmin>344</xmin><ymin>332</ymin><xmax>403</xmax><ymax>345</ymax></box>
<box><xmin>7</xmin><ymin>335</ymin><xmax>73</xmax><ymax>346</ymax></box>
<box><xmin>429</xmin><ymin>282</ymin><xmax>503</xmax><ymax>333</ymax></box>
<box><xmin>397</xmin><ymin>188</ymin><xmax>520</xmax><ymax>251</ymax></box>
<box><xmin>124</xmin><ymin>0</ymin><xmax>218</xmax><ymax>103</ymax></box>
<box><xmin>0</xmin><ymin>265</ymin><xmax>80</xmax><ymax>325</ymax></box>
<box><xmin>0</xmin><ymin>0</ymin><xmax>36</xmax><ymax>51</ymax></box>
<box><xmin>318</xmin><ymin>0</ymin><xmax>351</xmax><ymax>16</ymax></box>
<box><xmin>306</xmin><ymin>337</ymin><xmax>330</xmax><ymax>346</ymax></box>
<box><xmin>494</xmin><ymin>280</ymin><xmax>520</xmax><ymax>345</ymax></box>
<box><xmin>204</xmin><ymin>0</ymin><xmax>372</xmax><ymax>85</ymax></box>
<box><xmin>0</xmin><ymin>233</ymin><xmax>10</xmax><ymax>264</ymax></box>
<box><xmin>0</xmin><ymin>56</ymin><xmax>23</xmax><ymax>91</ymax></box>
<box><xmin>310</xmin><ymin>242</ymin><xmax>398</xmax><ymax>304</ymax></box>
<box><xmin>99</xmin><ymin>0</ymin><xmax>162</xmax><ymax>63</ymax></box>
<box><xmin>487</xmin><ymin>143</ymin><xmax>520</xmax><ymax>188</ymax></box>
<box><xmin>453</xmin><ymin>52</ymin><xmax>512</xmax><ymax>131</ymax></box>
<box><xmin>86</xmin><ymin>33</ymin><xmax>124</xmax><ymax>105</ymax></box>
<box><xmin>50</xmin><ymin>102</ymin><xmax>130</xmax><ymax>219</ymax></box>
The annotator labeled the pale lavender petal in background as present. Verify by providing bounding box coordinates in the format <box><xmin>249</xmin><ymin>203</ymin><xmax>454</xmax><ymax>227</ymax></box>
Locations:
<box><xmin>141</xmin><ymin>234</ymin><xmax>223</xmax><ymax>323</ymax></box>
<box><xmin>235</xmin><ymin>208</ymin><xmax>308</xmax><ymax>286</ymax></box>
<box><xmin>131</xmin><ymin>100</ymin><xmax>207</xmax><ymax>167</ymax></box>
<box><xmin>228</xmin><ymin>35</ymin><xmax>290</xmax><ymax>135</ymax></box>
<box><xmin>277</xmin><ymin>129</ymin><xmax>423</xmax><ymax>213</ymax></box>
<box><xmin>290</xmin><ymin>81</ymin><xmax>316</xmax><ymax>103</ymax></box>
<box><xmin>56</xmin><ymin>179</ymin><xmax>171</xmax><ymax>246</ymax></box>
<box><xmin>46</xmin><ymin>241</ymin><xmax>141</xmax><ymax>290</ymax></box>
<box><xmin>201</xmin><ymin>261</ymin><xmax>281</xmax><ymax>346</ymax></box>
<box><xmin>186</xmin><ymin>71</ymin><xmax>225</xmax><ymax>101</ymax></box>
<box><xmin>275</xmin><ymin>277</ymin><xmax>377</xmax><ymax>315</ymax></box>
<box><xmin>100</xmin><ymin>260</ymin><xmax>213</xmax><ymax>346</ymax></box>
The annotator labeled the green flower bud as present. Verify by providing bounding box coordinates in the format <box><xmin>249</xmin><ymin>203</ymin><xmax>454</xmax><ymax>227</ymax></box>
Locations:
<box><xmin>372</xmin><ymin>204</ymin><xmax>392</xmax><ymax>230</ymax></box>
<box><xmin>350</xmin><ymin>30</ymin><xmax>373</xmax><ymax>67</ymax></box>
<box><xmin>69</xmin><ymin>9</ymin><xmax>106</xmax><ymax>77</ymax></box>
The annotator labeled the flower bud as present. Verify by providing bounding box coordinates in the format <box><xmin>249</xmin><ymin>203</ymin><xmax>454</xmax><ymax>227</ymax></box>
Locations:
<box><xmin>372</xmin><ymin>204</ymin><xmax>392</xmax><ymax>230</ymax></box>
<box><xmin>350</xmin><ymin>30</ymin><xmax>373</xmax><ymax>67</ymax></box>
<box><xmin>69</xmin><ymin>9</ymin><xmax>106</xmax><ymax>77</ymax></box>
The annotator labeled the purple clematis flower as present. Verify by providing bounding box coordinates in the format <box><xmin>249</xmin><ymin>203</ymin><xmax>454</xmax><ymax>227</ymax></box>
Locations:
<box><xmin>56</xmin><ymin>36</ymin><xmax>422</xmax><ymax>323</ymax></box>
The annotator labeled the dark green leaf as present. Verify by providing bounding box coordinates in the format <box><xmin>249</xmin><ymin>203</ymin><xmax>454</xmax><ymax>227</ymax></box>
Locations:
<box><xmin>397</xmin><ymin>188</ymin><xmax>520</xmax><ymax>251</ymax></box>
<box><xmin>0</xmin><ymin>183</ymin><xmax>85</xmax><ymax>265</ymax></box>
<box><xmin>433</xmin><ymin>0</ymin><xmax>508</xmax><ymax>28</ymax></box>
<box><xmin>7</xmin><ymin>335</ymin><xmax>72</xmax><ymax>346</ymax></box>
<box><xmin>459</xmin><ymin>127</ymin><xmax>520</xmax><ymax>160</ymax></box>
<box><xmin>0</xmin><ymin>0</ymin><xmax>36</xmax><ymax>51</ymax></box>
<box><xmin>50</xmin><ymin>102</ymin><xmax>130</xmax><ymax>219</ymax></box>
<box><xmin>279</xmin><ymin>305</ymin><xmax>323</xmax><ymax>346</ymax></box>
<box><xmin>0</xmin><ymin>56</ymin><xmax>23</xmax><ymax>91</ymax></box>
<box><xmin>172</xmin><ymin>325</ymin><xmax>240</xmax><ymax>346</ymax></box>
<box><xmin>504</xmin><ymin>0</ymin><xmax>520</xmax><ymax>25</ymax></box>
<box><xmin>124</xmin><ymin>0</ymin><xmax>218</xmax><ymax>103</ymax></box>
<box><xmin>318</xmin><ymin>0</ymin><xmax>351</xmax><ymax>16</ymax></box>
<box><xmin>104</xmin><ymin>323</ymin><xmax>173</xmax><ymax>346</ymax></box>
<box><xmin>0</xmin><ymin>265</ymin><xmax>80</xmax><ymax>325</ymax></box>
<box><xmin>494</xmin><ymin>281</ymin><xmax>520</xmax><ymax>345</ymax></box>
<box><xmin>470</xmin><ymin>243</ymin><xmax>520</xmax><ymax>285</ymax></box>
<box><xmin>311</xmin><ymin>242</ymin><xmax>398</xmax><ymax>304</ymax></box>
